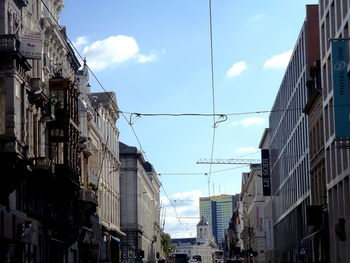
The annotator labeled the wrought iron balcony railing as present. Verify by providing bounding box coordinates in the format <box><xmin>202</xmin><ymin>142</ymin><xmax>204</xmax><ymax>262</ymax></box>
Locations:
<box><xmin>0</xmin><ymin>34</ymin><xmax>20</xmax><ymax>52</ymax></box>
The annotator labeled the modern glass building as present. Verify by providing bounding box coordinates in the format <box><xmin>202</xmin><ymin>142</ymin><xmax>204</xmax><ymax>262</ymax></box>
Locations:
<box><xmin>268</xmin><ymin>5</ymin><xmax>319</xmax><ymax>262</ymax></box>
<box><xmin>199</xmin><ymin>194</ymin><xmax>239</xmax><ymax>245</ymax></box>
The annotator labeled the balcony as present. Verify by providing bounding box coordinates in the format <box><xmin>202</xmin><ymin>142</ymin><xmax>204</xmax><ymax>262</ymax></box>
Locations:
<box><xmin>78</xmin><ymin>188</ymin><xmax>98</xmax><ymax>228</ymax></box>
<box><xmin>0</xmin><ymin>34</ymin><xmax>31</xmax><ymax>74</ymax></box>
<box><xmin>82</xmin><ymin>188</ymin><xmax>98</xmax><ymax>205</ymax></box>
<box><xmin>30</xmin><ymin>157</ymin><xmax>54</xmax><ymax>174</ymax></box>
<box><xmin>55</xmin><ymin>164</ymin><xmax>81</xmax><ymax>189</ymax></box>
<box><xmin>28</xmin><ymin>78</ymin><xmax>48</xmax><ymax>106</ymax></box>
<box><xmin>0</xmin><ymin>34</ymin><xmax>20</xmax><ymax>52</ymax></box>
<box><xmin>303</xmin><ymin>61</ymin><xmax>322</xmax><ymax>114</ymax></box>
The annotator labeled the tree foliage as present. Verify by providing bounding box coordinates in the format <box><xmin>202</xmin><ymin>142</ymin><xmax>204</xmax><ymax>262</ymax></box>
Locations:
<box><xmin>160</xmin><ymin>231</ymin><xmax>176</xmax><ymax>259</ymax></box>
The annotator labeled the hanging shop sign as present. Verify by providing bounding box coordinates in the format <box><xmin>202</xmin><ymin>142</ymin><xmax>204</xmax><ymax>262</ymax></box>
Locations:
<box><xmin>19</xmin><ymin>31</ymin><xmax>43</xmax><ymax>60</ymax></box>
<box><xmin>261</xmin><ymin>149</ymin><xmax>271</xmax><ymax>196</ymax></box>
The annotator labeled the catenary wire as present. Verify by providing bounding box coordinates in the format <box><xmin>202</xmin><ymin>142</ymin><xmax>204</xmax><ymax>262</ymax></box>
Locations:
<box><xmin>39</xmin><ymin>1</ymin><xmax>345</xmax><ymax>229</ymax></box>
<box><xmin>158</xmin><ymin>165</ymin><xmax>250</xmax><ymax>176</ymax></box>
<box><xmin>161</xmin><ymin>184</ymin><xmax>193</xmax><ymax>237</ymax></box>
<box><xmin>17</xmin><ymin>103</ymin><xmax>350</xmax><ymax>126</ymax></box>
<box><xmin>117</xmin><ymin>103</ymin><xmax>347</xmax><ymax>118</ymax></box>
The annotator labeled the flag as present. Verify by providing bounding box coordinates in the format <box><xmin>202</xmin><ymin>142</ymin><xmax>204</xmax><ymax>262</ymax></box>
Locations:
<box><xmin>234</xmin><ymin>211</ymin><xmax>240</xmax><ymax>225</ymax></box>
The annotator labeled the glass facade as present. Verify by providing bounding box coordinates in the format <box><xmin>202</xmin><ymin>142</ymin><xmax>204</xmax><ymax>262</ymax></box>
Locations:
<box><xmin>268</xmin><ymin>5</ymin><xmax>320</xmax><ymax>261</ymax></box>
<box><xmin>199</xmin><ymin>195</ymin><xmax>238</xmax><ymax>244</ymax></box>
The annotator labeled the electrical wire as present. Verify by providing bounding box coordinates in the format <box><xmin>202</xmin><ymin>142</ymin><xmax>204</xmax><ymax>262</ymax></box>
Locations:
<box><xmin>115</xmin><ymin>105</ymin><xmax>310</xmax><ymax>118</ymax></box>
<box><xmin>158</xmin><ymin>165</ymin><xmax>250</xmax><ymax>176</ymax></box>
<box><xmin>161</xmin><ymin>184</ymin><xmax>194</xmax><ymax>237</ymax></box>
<box><xmin>39</xmin><ymin>1</ymin><xmax>341</xmax><ymax>236</ymax></box>
<box><xmin>40</xmin><ymin>0</ymin><xmax>148</xmax><ymax>161</ymax></box>
<box><xmin>17</xmin><ymin>103</ymin><xmax>350</xmax><ymax>126</ymax></box>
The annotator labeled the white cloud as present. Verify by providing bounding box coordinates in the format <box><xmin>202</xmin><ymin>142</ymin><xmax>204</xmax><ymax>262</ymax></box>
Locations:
<box><xmin>249</xmin><ymin>14</ymin><xmax>264</xmax><ymax>22</ymax></box>
<box><xmin>226</xmin><ymin>61</ymin><xmax>248</xmax><ymax>78</ymax></box>
<box><xmin>137</xmin><ymin>53</ymin><xmax>157</xmax><ymax>63</ymax></box>
<box><xmin>235</xmin><ymin>147</ymin><xmax>257</xmax><ymax>154</ymax></box>
<box><xmin>161</xmin><ymin>190</ymin><xmax>202</xmax><ymax>238</ymax></box>
<box><xmin>230</xmin><ymin>117</ymin><xmax>266</xmax><ymax>127</ymax></box>
<box><xmin>81</xmin><ymin>35</ymin><xmax>157</xmax><ymax>71</ymax></box>
<box><xmin>72</xmin><ymin>36</ymin><xmax>88</xmax><ymax>48</ymax></box>
<box><xmin>263</xmin><ymin>50</ymin><xmax>293</xmax><ymax>69</ymax></box>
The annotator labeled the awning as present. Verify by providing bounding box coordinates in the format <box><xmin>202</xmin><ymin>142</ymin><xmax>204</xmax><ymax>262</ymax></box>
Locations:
<box><xmin>110</xmin><ymin>228</ymin><xmax>126</xmax><ymax>238</ymax></box>
<box><xmin>102</xmin><ymin>225</ymin><xmax>126</xmax><ymax>238</ymax></box>
<box><xmin>301</xmin><ymin>228</ymin><xmax>323</xmax><ymax>242</ymax></box>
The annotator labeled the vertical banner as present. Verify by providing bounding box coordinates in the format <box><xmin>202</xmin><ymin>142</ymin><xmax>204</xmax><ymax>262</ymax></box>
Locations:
<box><xmin>261</xmin><ymin>149</ymin><xmax>271</xmax><ymax>196</ymax></box>
<box><xmin>265</xmin><ymin>218</ymin><xmax>274</xmax><ymax>250</ymax></box>
<box><xmin>332</xmin><ymin>40</ymin><xmax>350</xmax><ymax>138</ymax></box>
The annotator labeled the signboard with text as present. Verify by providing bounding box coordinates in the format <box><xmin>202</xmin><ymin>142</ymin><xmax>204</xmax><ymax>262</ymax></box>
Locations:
<box><xmin>19</xmin><ymin>31</ymin><xmax>43</xmax><ymax>60</ymax></box>
<box><xmin>332</xmin><ymin>40</ymin><xmax>350</xmax><ymax>138</ymax></box>
<box><xmin>261</xmin><ymin>149</ymin><xmax>271</xmax><ymax>196</ymax></box>
<box><xmin>265</xmin><ymin>218</ymin><xmax>274</xmax><ymax>250</ymax></box>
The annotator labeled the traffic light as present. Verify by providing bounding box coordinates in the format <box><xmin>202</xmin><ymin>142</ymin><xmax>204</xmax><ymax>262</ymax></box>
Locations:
<box><xmin>139</xmin><ymin>250</ymin><xmax>145</xmax><ymax>258</ymax></box>
<box><xmin>244</xmin><ymin>249</ymin><xmax>258</xmax><ymax>257</ymax></box>
<box><xmin>247</xmin><ymin>249</ymin><xmax>253</xmax><ymax>257</ymax></box>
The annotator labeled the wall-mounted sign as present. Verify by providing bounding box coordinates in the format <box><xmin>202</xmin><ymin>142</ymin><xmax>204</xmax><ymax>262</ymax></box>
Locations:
<box><xmin>261</xmin><ymin>149</ymin><xmax>271</xmax><ymax>196</ymax></box>
<box><xmin>265</xmin><ymin>218</ymin><xmax>274</xmax><ymax>250</ymax></box>
<box><xmin>332</xmin><ymin>40</ymin><xmax>350</xmax><ymax>138</ymax></box>
<box><xmin>19</xmin><ymin>31</ymin><xmax>43</xmax><ymax>60</ymax></box>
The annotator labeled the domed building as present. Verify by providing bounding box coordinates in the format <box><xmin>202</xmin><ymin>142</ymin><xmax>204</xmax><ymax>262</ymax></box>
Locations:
<box><xmin>196</xmin><ymin>217</ymin><xmax>215</xmax><ymax>245</ymax></box>
<box><xmin>172</xmin><ymin>217</ymin><xmax>217</xmax><ymax>263</ymax></box>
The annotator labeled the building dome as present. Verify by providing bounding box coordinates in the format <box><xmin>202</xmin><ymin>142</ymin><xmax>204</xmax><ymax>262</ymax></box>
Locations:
<box><xmin>78</xmin><ymin>98</ymin><xmax>87</xmax><ymax>110</ymax></box>
<box><xmin>197</xmin><ymin>216</ymin><xmax>209</xmax><ymax>226</ymax></box>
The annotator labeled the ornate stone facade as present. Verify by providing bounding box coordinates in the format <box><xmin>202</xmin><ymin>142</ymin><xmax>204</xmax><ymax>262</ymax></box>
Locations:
<box><xmin>0</xmin><ymin>1</ymin><xmax>93</xmax><ymax>262</ymax></box>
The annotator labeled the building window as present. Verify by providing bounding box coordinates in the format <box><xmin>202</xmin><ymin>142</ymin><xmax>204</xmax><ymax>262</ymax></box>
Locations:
<box><xmin>0</xmin><ymin>77</ymin><xmax>5</xmax><ymax>134</ymax></box>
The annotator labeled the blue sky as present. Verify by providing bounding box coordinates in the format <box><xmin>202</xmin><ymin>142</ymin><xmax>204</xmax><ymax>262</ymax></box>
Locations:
<box><xmin>61</xmin><ymin>0</ymin><xmax>317</xmax><ymax>238</ymax></box>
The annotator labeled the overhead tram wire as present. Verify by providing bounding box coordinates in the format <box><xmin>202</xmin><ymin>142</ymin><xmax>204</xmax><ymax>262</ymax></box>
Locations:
<box><xmin>16</xmin><ymin>102</ymin><xmax>350</xmax><ymax>126</ymax></box>
<box><xmin>118</xmin><ymin>102</ymin><xmax>350</xmax><ymax>119</ymax></box>
<box><xmin>42</xmin><ymin>0</ymin><xmax>313</xmax><ymax>236</ymax></box>
<box><xmin>161</xmin><ymin>184</ymin><xmax>193</xmax><ymax>237</ymax></box>
<box><xmin>86</xmin><ymin>163</ymin><xmax>250</xmax><ymax>176</ymax></box>
<box><xmin>158</xmin><ymin>165</ymin><xmax>250</xmax><ymax>176</ymax></box>
<box><xmin>40</xmin><ymin>0</ymin><xmax>148</xmax><ymax>160</ymax></box>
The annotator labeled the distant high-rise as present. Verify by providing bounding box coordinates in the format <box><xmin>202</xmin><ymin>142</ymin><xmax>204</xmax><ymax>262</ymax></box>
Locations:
<box><xmin>199</xmin><ymin>194</ymin><xmax>239</xmax><ymax>244</ymax></box>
